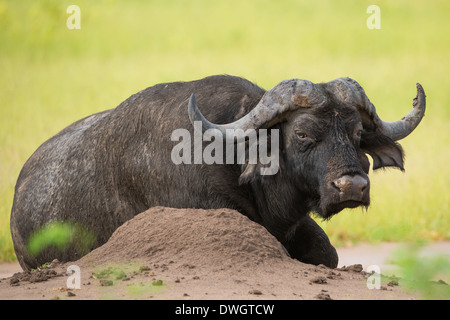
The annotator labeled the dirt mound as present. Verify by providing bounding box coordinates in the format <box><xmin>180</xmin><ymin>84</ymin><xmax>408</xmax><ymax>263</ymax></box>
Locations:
<box><xmin>0</xmin><ymin>207</ymin><xmax>419</xmax><ymax>299</ymax></box>
<box><xmin>78</xmin><ymin>206</ymin><xmax>289</xmax><ymax>269</ymax></box>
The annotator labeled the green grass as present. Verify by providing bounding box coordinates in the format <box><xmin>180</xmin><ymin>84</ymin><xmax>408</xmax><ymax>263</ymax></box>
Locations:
<box><xmin>26</xmin><ymin>221</ymin><xmax>96</xmax><ymax>257</ymax></box>
<box><xmin>1</xmin><ymin>0</ymin><xmax>449</xmax><ymax>261</ymax></box>
<box><xmin>389</xmin><ymin>242</ymin><xmax>450</xmax><ymax>299</ymax></box>
<box><xmin>92</xmin><ymin>263</ymin><xmax>166</xmax><ymax>299</ymax></box>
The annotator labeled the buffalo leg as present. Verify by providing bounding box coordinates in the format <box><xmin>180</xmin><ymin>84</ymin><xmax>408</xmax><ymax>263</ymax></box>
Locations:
<box><xmin>283</xmin><ymin>216</ymin><xmax>338</xmax><ymax>268</ymax></box>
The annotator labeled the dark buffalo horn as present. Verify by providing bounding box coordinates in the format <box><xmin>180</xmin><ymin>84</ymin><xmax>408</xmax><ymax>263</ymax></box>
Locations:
<box><xmin>373</xmin><ymin>83</ymin><xmax>426</xmax><ymax>141</ymax></box>
<box><xmin>188</xmin><ymin>79</ymin><xmax>327</xmax><ymax>142</ymax></box>
<box><xmin>326</xmin><ymin>78</ymin><xmax>426</xmax><ymax>141</ymax></box>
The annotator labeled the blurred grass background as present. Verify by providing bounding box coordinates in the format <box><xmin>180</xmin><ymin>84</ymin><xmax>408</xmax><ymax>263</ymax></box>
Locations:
<box><xmin>0</xmin><ymin>0</ymin><xmax>449</xmax><ymax>261</ymax></box>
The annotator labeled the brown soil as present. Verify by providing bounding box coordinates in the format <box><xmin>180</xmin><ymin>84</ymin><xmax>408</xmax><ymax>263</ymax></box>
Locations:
<box><xmin>0</xmin><ymin>207</ymin><xmax>418</xmax><ymax>300</ymax></box>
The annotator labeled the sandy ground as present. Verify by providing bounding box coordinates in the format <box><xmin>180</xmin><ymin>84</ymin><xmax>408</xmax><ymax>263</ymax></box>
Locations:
<box><xmin>0</xmin><ymin>207</ymin><xmax>448</xmax><ymax>300</ymax></box>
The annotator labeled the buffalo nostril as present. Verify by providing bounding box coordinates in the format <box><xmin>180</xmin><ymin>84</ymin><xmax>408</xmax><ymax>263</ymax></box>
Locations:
<box><xmin>332</xmin><ymin>175</ymin><xmax>368</xmax><ymax>202</ymax></box>
<box><xmin>332</xmin><ymin>176</ymin><xmax>352</xmax><ymax>193</ymax></box>
<box><xmin>360</xmin><ymin>181</ymin><xmax>368</xmax><ymax>193</ymax></box>
<box><xmin>331</xmin><ymin>180</ymin><xmax>341</xmax><ymax>192</ymax></box>
<box><xmin>354</xmin><ymin>176</ymin><xmax>368</xmax><ymax>194</ymax></box>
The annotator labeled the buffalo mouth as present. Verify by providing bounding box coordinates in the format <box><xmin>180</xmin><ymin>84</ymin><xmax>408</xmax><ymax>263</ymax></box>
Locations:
<box><xmin>316</xmin><ymin>174</ymin><xmax>370</xmax><ymax>219</ymax></box>
<box><xmin>319</xmin><ymin>199</ymin><xmax>369</xmax><ymax>219</ymax></box>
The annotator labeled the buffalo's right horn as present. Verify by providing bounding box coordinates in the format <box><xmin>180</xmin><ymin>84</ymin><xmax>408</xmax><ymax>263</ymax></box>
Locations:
<box><xmin>188</xmin><ymin>79</ymin><xmax>327</xmax><ymax>142</ymax></box>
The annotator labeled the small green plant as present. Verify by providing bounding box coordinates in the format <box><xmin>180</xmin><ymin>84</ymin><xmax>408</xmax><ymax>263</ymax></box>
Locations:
<box><xmin>30</xmin><ymin>262</ymin><xmax>52</xmax><ymax>272</ymax></box>
<box><xmin>390</xmin><ymin>243</ymin><xmax>450</xmax><ymax>300</ymax></box>
<box><xmin>93</xmin><ymin>263</ymin><xmax>153</xmax><ymax>285</ymax></box>
<box><xmin>93</xmin><ymin>266</ymin><xmax>127</xmax><ymax>284</ymax></box>
<box><xmin>92</xmin><ymin>263</ymin><xmax>167</xmax><ymax>298</ymax></box>
<box><xmin>152</xmin><ymin>279</ymin><xmax>163</xmax><ymax>286</ymax></box>
<box><xmin>26</xmin><ymin>221</ymin><xmax>96</xmax><ymax>257</ymax></box>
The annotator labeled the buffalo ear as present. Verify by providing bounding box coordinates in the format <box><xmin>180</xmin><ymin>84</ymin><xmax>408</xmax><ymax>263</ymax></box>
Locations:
<box><xmin>360</xmin><ymin>131</ymin><xmax>405</xmax><ymax>171</ymax></box>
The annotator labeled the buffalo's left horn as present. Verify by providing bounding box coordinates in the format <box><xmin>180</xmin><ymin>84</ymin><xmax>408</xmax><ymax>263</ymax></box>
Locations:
<box><xmin>188</xmin><ymin>79</ymin><xmax>327</xmax><ymax>142</ymax></box>
<box><xmin>327</xmin><ymin>78</ymin><xmax>426</xmax><ymax>141</ymax></box>
<box><xmin>372</xmin><ymin>83</ymin><xmax>426</xmax><ymax>141</ymax></box>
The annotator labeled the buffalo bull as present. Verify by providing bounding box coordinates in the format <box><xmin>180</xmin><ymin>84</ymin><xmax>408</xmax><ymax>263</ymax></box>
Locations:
<box><xmin>10</xmin><ymin>75</ymin><xmax>425</xmax><ymax>270</ymax></box>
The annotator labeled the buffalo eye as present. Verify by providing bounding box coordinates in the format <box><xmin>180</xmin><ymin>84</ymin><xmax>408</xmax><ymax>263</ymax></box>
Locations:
<box><xmin>295</xmin><ymin>131</ymin><xmax>308</xmax><ymax>140</ymax></box>
<box><xmin>353</xmin><ymin>124</ymin><xmax>363</xmax><ymax>145</ymax></box>
<box><xmin>354</xmin><ymin>128</ymin><xmax>363</xmax><ymax>147</ymax></box>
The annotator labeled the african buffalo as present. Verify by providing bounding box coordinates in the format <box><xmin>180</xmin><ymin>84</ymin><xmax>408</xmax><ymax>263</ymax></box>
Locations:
<box><xmin>10</xmin><ymin>75</ymin><xmax>425</xmax><ymax>270</ymax></box>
